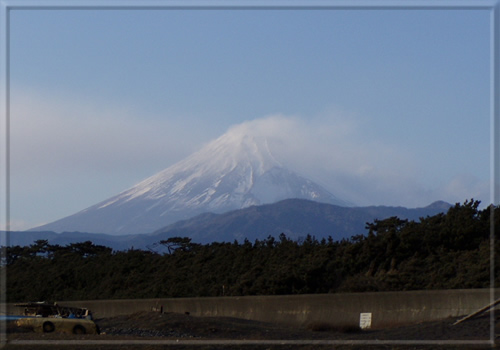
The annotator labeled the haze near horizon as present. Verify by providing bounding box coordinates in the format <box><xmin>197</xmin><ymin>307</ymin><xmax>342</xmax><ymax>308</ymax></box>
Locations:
<box><xmin>4</xmin><ymin>5</ymin><xmax>491</xmax><ymax>231</ymax></box>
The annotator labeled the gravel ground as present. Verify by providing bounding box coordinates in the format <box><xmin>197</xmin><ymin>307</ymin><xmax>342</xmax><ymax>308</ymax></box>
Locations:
<box><xmin>3</xmin><ymin>310</ymin><xmax>499</xmax><ymax>349</ymax></box>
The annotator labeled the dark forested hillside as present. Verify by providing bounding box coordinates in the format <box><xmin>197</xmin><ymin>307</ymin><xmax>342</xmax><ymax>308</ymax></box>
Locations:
<box><xmin>4</xmin><ymin>200</ymin><xmax>498</xmax><ymax>302</ymax></box>
<box><xmin>149</xmin><ymin>198</ymin><xmax>452</xmax><ymax>244</ymax></box>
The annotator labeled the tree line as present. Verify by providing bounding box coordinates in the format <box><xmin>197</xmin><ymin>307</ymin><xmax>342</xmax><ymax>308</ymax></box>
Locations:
<box><xmin>3</xmin><ymin>199</ymin><xmax>498</xmax><ymax>302</ymax></box>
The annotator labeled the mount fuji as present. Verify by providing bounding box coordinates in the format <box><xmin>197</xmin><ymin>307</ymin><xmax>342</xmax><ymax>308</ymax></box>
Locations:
<box><xmin>31</xmin><ymin>123</ymin><xmax>349</xmax><ymax>235</ymax></box>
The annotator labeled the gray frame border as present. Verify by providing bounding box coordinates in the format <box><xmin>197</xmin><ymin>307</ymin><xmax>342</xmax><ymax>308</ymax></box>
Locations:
<box><xmin>0</xmin><ymin>0</ymin><xmax>498</xmax><ymax>347</ymax></box>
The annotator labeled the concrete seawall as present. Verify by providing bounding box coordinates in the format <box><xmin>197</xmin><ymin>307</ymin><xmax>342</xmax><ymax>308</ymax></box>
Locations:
<box><xmin>8</xmin><ymin>289</ymin><xmax>496</xmax><ymax>328</ymax></box>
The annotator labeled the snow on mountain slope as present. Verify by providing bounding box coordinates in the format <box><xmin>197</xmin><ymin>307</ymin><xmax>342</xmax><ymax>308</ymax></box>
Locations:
<box><xmin>31</xmin><ymin>122</ymin><xmax>348</xmax><ymax>235</ymax></box>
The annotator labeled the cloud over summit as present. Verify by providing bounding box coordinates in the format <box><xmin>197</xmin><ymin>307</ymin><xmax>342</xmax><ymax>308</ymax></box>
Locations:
<box><xmin>7</xmin><ymin>89</ymin><xmax>489</xmax><ymax>231</ymax></box>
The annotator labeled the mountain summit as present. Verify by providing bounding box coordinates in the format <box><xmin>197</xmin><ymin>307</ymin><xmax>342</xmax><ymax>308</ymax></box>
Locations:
<box><xmin>32</xmin><ymin>123</ymin><xmax>348</xmax><ymax>235</ymax></box>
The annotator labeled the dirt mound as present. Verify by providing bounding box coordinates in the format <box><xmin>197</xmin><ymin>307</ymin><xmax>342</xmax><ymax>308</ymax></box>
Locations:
<box><xmin>95</xmin><ymin>311</ymin><xmax>329</xmax><ymax>340</ymax></box>
<box><xmin>94</xmin><ymin>310</ymin><xmax>497</xmax><ymax>341</ymax></box>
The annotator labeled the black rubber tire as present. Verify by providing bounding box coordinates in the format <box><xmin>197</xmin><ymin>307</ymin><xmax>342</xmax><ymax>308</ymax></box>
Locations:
<box><xmin>73</xmin><ymin>325</ymin><xmax>86</xmax><ymax>334</ymax></box>
<box><xmin>42</xmin><ymin>321</ymin><xmax>55</xmax><ymax>333</ymax></box>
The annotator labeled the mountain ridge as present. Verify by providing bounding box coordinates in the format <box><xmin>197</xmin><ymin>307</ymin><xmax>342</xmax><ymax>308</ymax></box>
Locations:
<box><xmin>15</xmin><ymin>199</ymin><xmax>452</xmax><ymax>250</ymax></box>
<box><xmin>149</xmin><ymin>198</ymin><xmax>452</xmax><ymax>244</ymax></box>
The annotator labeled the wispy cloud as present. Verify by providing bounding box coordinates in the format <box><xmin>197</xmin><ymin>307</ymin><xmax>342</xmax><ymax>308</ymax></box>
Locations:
<box><xmin>8</xmin><ymin>88</ymin><xmax>213</xmax><ymax>229</ymax></box>
<box><xmin>11</xmin><ymin>88</ymin><xmax>204</xmax><ymax>175</ymax></box>
<box><xmin>229</xmin><ymin>114</ymin><xmax>489</xmax><ymax>208</ymax></box>
<box><xmin>438</xmin><ymin>174</ymin><xmax>490</xmax><ymax>207</ymax></box>
<box><xmin>6</xmin><ymin>90</ymin><xmax>489</xmax><ymax>231</ymax></box>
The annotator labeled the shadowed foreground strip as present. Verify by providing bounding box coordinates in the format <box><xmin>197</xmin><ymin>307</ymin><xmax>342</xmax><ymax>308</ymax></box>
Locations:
<box><xmin>4</xmin><ymin>309</ymin><xmax>497</xmax><ymax>349</ymax></box>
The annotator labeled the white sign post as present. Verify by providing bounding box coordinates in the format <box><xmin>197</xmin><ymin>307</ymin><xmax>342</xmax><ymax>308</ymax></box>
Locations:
<box><xmin>359</xmin><ymin>312</ymin><xmax>372</xmax><ymax>329</ymax></box>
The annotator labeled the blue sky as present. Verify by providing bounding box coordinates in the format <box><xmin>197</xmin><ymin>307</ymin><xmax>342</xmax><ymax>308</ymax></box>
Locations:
<box><xmin>5</xmin><ymin>4</ymin><xmax>492</xmax><ymax>230</ymax></box>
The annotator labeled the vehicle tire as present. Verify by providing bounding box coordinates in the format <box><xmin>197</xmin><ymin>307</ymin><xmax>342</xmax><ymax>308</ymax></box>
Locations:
<box><xmin>42</xmin><ymin>321</ymin><xmax>55</xmax><ymax>333</ymax></box>
<box><xmin>73</xmin><ymin>325</ymin><xmax>86</xmax><ymax>334</ymax></box>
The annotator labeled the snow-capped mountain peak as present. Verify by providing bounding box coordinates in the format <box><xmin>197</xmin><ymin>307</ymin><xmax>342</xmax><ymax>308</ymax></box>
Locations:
<box><xmin>31</xmin><ymin>123</ymin><xmax>348</xmax><ymax>235</ymax></box>
<box><xmin>106</xmin><ymin>127</ymin><xmax>282</xmax><ymax>205</ymax></box>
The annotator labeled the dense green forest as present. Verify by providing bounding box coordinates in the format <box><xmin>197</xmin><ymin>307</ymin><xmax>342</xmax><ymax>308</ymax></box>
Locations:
<box><xmin>3</xmin><ymin>199</ymin><xmax>499</xmax><ymax>302</ymax></box>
